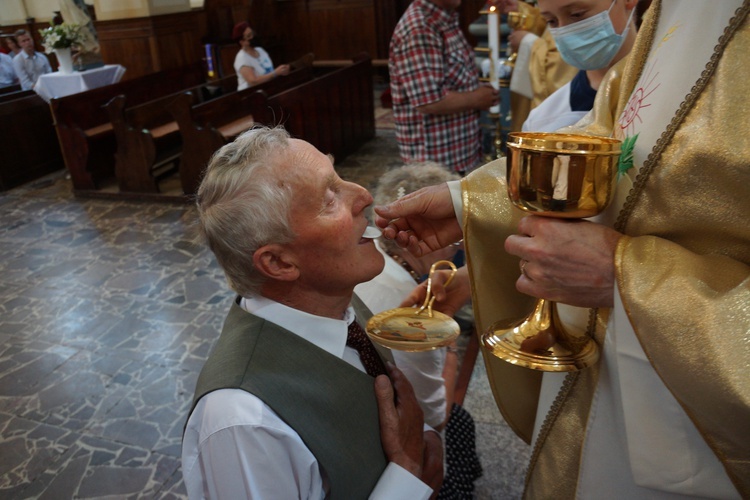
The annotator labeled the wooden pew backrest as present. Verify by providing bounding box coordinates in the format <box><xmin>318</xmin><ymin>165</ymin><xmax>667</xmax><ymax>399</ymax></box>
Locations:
<box><xmin>252</xmin><ymin>54</ymin><xmax>374</xmax><ymax>161</ymax></box>
<box><xmin>0</xmin><ymin>94</ymin><xmax>63</xmax><ymax>191</ymax></box>
<box><xmin>50</xmin><ymin>62</ymin><xmax>207</xmax><ymax>191</ymax></box>
<box><xmin>168</xmin><ymin>64</ymin><xmax>317</xmax><ymax>194</ymax></box>
<box><xmin>0</xmin><ymin>89</ymin><xmax>34</xmax><ymax>105</ymax></box>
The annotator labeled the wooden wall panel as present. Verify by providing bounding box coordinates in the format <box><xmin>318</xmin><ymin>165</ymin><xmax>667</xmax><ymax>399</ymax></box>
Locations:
<box><xmin>151</xmin><ymin>24</ymin><xmax>201</xmax><ymax>70</ymax></box>
<box><xmin>210</xmin><ymin>0</ymin><xmax>380</xmax><ymax>62</ymax></box>
<box><xmin>307</xmin><ymin>3</ymin><xmax>377</xmax><ymax>60</ymax></box>
<box><xmin>459</xmin><ymin>0</ymin><xmax>488</xmax><ymax>46</ymax></box>
<box><xmin>203</xmin><ymin>0</ymin><xmax>250</xmax><ymax>42</ymax></box>
<box><xmin>199</xmin><ymin>0</ymin><xmax>487</xmax><ymax>64</ymax></box>
<box><xmin>3</xmin><ymin>1</ymin><xmax>488</xmax><ymax>81</ymax></box>
<box><xmin>372</xmin><ymin>0</ymin><xmax>403</xmax><ymax>60</ymax></box>
<box><xmin>95</xmin><ymin>10</ymin><xmax>207</xmax><ymax>80</ymax></box>
<box><xmin>96</xmin><ymin>21</ymin><xmax>156</xmax><ymax>79</ymax></box>
<box><xmin>246</xmin><ymin>0</ymin><xmax>310</xmax><ymax>65</ymax></box>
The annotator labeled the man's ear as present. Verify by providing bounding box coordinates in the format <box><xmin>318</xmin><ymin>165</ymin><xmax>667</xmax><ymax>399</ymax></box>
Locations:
<box><xmin>253</xmin><ymin>244</ymin><xmax>299</xmax><ymax>282</ymax></box>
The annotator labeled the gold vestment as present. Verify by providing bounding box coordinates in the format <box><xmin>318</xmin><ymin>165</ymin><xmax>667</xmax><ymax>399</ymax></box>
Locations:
<box><xmin>529</xmin><ymin>30</ymin><xmax>578</xmax><ymax>109</ymax></box>
<box><xmin>463</xmin><ymin>1</ymin><xmax>750</xmax><ymax>496</ymax></box>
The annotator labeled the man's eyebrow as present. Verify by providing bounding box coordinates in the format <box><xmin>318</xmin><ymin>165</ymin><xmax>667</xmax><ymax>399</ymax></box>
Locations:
<box><xmin>324</xmin><ymin>172</ymin><xmax>338</xmax><ymax>190</ymax></box>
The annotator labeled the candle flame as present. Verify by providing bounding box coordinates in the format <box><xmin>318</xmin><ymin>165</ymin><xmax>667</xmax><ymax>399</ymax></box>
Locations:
<box><xmin>489</xmin><ymin>6</ymin><xmax>496</xmax><ymax>12</ymax></box>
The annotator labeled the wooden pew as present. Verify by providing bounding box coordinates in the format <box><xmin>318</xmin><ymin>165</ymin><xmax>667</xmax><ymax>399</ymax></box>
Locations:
<box><xmin>168</xmin><ymin>63</ymin><xmax>315</xmax><ymax>194</ymax></box>
<box><xmin>252</xmin><ymin>54</ymin><xmax>375</xmax><ymax>162</ymax></box>
<box><xmin>0</xmin><ymin>89</ymin><xmax>33</xmax><ymax>104</ymax></box>
<box><xmin>0</xmin><ymin>84</ymin><xmax>22</xmax><ymax>96</ymax></box>
<box><xmin>101</xmin><ymin>75</ymin><xmax>237</xmax><ymax>194</ymax></box>
<box><xmin>0</xmin><ymin>93</ymin><xmax>63</xmax><ymax>191</ymax></box>
<box><xmin>103</xmin><ymin>94</ymin><xmax>183</xmax><ymax>193</ymax></box>
<box><xmin>49</xmin><ymin>62</ymin><xmax>208</xmax><ymax>194</ymax></box>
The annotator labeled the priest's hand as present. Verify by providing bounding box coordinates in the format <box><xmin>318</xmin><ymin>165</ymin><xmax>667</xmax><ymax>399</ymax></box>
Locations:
<box><xmin>505</xmin><ymin>216</ymin><xmax>623</xmax><ymax>308</ymax></box>
<box><xmin>399</xmin><ymin>266</ymin><xmax>472</xmax><ymax>318</ymax></box>
<box><xmin>375</xmin><ymin>363</ymin><xmax>426</xmax><ymax>479</ymax></box>
<box><xmin>374</xmin><ymin>183</ymin><xmax>462</xmax><ymax>257</ymax></box>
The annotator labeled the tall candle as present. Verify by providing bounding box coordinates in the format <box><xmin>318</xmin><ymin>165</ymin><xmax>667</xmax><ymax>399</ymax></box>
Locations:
<box><xmin>487</xmin><ymin>6</ymin><xmax>500</xmax><ymax>114</ymax></box>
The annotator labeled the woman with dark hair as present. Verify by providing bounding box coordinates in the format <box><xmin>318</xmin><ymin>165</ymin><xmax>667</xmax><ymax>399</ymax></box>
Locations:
<box><xmin>232</xmin><ymin>21</ymin><xmax>290</xmax><ymax>91</ymax></box>
<box><xmin>4</xmin><ymin>36</ymin><xmax>22</xmax><ymax>57</ymax></box>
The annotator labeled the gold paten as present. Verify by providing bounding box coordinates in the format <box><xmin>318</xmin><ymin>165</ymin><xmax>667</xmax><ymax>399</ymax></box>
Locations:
<box><xmin>483</xmin><ymin>132</ymin><xmax>621</xmax><ymax>372</ymax></box>
<box><xmin>366</xmin><ymin>261</ymin><xmax>460</xmax><ymax>351</ymax></box>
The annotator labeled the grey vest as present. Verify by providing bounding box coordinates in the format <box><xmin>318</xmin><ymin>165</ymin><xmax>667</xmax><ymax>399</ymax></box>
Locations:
<box><xmin>188</xmin><ymin>296</ymin><xmax>390</xmax><ymax>499</ymax></box>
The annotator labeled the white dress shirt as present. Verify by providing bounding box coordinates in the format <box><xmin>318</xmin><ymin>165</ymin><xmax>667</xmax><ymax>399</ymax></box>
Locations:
<box><xmin>12</xmin><ymin>51</ymin><xmax>51</xmax><ymax>90</ymax></box>
<box><xmin>521</xmin><ymin>80</ymin><xmax>589</xmax><ymax>133</ymax></box>
<box><xmin>0</xmin><ymin>52</ymin><xmax>18</xmax><ymax>88</ymax></box>
<box><xmin>182</xmin><ymin>295</ymin><xmax>433</xmax><ymax>500</ymax></box>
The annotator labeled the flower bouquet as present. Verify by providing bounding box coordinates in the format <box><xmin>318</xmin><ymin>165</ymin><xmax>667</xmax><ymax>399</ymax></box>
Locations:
<box><xmin>39</xmin><ymin>23</ymin><xmax>86</xmax><ymax>73</ymax></box>
<box><xmin>40</xmin><ymin>22</ymin><xmax>85</xmax><ymax>51</ymax></box>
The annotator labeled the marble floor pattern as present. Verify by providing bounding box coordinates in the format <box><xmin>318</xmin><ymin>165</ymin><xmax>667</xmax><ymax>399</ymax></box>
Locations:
<box><xmin>0</xmin><ymin>127</ymin><xmax>530</xmax><ymax>498</ymax></box>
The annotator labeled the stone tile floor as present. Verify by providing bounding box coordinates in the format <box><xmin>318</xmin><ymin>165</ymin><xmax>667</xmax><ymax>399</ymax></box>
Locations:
<box><xmin>0</xmin><ymin>128</ymin><xmax>529</xmax><ymax>499</ymax></box>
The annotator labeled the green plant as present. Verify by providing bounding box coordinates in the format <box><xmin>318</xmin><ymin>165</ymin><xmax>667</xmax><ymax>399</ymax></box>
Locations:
<box><xmin>39</xmin><ymin>23</ymin><xmax>85</xmax><ymax>51</ymax></box>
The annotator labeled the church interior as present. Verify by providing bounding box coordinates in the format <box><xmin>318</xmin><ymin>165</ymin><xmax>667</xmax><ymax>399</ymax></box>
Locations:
<box><xmin>3</xmin><ymin>0</ymin><xmax>743</xmax><ymax>497</ymax></box>
<box><xmin>0</xmin><ymin>0</ymin><xmax>533</xmax><ymax>497</ymax></box>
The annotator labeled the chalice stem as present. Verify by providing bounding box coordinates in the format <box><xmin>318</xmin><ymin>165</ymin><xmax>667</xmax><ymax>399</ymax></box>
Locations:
<box><xmin>518</xmin><ymin>299</ymin><xmax>558</xmax><ymax>353</ymax></box>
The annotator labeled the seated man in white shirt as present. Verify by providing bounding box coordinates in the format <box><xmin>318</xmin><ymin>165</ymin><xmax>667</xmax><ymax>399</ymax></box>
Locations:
<box><xmin>183</xmin><ymin>125</ymin><xmax>441</xmax><ymax>499</ymax></box>
<box><xmin>12</xmin><ymin>29</ymin><xmax>51</xmax><ymax>91</ymax></box>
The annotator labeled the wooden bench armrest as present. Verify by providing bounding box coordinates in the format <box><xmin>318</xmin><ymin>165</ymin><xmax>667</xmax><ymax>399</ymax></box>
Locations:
<box><xmin>217</xmin><ymin>115</ymin><xmax>255</xmax><ymax>140</ymax></box>
<box><xmin>290</xmin><ymin>52</ymin><xmax>315</xmax><ymax>71</ymax></box>
<box><xmin>150</xmin><ymin>121</ymin><xmax>179</xmax><ymax>139</ymax></box>
<box><xmin>84</xmin><ymin>122</ymin><xmax>114</xmax><ymax>138</ymax></box>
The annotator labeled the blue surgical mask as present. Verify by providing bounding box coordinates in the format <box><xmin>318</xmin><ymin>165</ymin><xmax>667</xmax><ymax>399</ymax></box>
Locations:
<box><xmin>549</xmin><ymin>0</ymin><xmax>635</xmax><ymax>71</ymax></box>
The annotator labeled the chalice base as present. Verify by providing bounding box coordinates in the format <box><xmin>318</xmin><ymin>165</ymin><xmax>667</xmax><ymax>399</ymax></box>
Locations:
<box><xmin>482</xmin><ymin>300</ymin><xmax>599</xmax><ymax>372</ymax></box>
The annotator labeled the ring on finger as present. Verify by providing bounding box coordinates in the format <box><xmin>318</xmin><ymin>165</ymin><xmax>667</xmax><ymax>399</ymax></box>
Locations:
<box><xmin>520</xmin><ymin>259</ymin><xmax>531</xmax><ymax>280</ymax></box>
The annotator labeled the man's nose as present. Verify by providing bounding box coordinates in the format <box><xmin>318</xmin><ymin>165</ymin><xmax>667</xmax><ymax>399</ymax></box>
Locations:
<box><xmin>348</xmin><ymin>182</ymin><xmax>373</xmax><ymax>213</ymax></box>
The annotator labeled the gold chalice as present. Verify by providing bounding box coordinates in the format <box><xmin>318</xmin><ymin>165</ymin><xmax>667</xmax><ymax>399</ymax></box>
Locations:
<box><xmin>366</xmin><ymin>260</ymin><xmax>460</xmax><ymax>351</ymax></box>
<box><xmin>505</xmin><ymin>11</ymin><xmax>536</xmax><ymax>67</ymax></box>
<box><xmin>482</xmin><ymin>132</ymin><xmax>621</xmax><ymax>371</ymax></box>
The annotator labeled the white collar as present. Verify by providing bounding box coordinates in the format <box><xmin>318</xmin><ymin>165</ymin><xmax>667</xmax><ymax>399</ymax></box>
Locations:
<box><xmin>239</xmin><ymin>295</ymin><xmax>356</xmax><ymax>360</ymax></box>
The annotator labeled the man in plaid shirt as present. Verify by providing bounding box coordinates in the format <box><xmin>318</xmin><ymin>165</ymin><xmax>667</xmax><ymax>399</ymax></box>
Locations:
<box><xmin>389</xmin><ymin>0</ymin><xmax>498</xmax><ymax>174</ymax></box>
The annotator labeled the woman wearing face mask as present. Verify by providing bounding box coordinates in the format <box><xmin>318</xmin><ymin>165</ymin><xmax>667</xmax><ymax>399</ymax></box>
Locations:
<box><xmin>522</xmin><ymin>0</ymin><xmax>639</xmax><ymax>132</ymax></box>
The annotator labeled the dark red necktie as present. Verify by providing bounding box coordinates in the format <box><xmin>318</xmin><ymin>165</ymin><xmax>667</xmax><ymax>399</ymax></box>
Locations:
<box><xmin>346</xmin><ymin>321</ymin><xmax>387</xmax><ymax>377</ymax></box>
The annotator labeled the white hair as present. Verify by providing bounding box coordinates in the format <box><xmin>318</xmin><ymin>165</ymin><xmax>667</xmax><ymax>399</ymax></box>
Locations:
<box><xmin>196</xmin><ymin>126</ymin><xmax>296</xmax><ymax>297</ymax></box>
